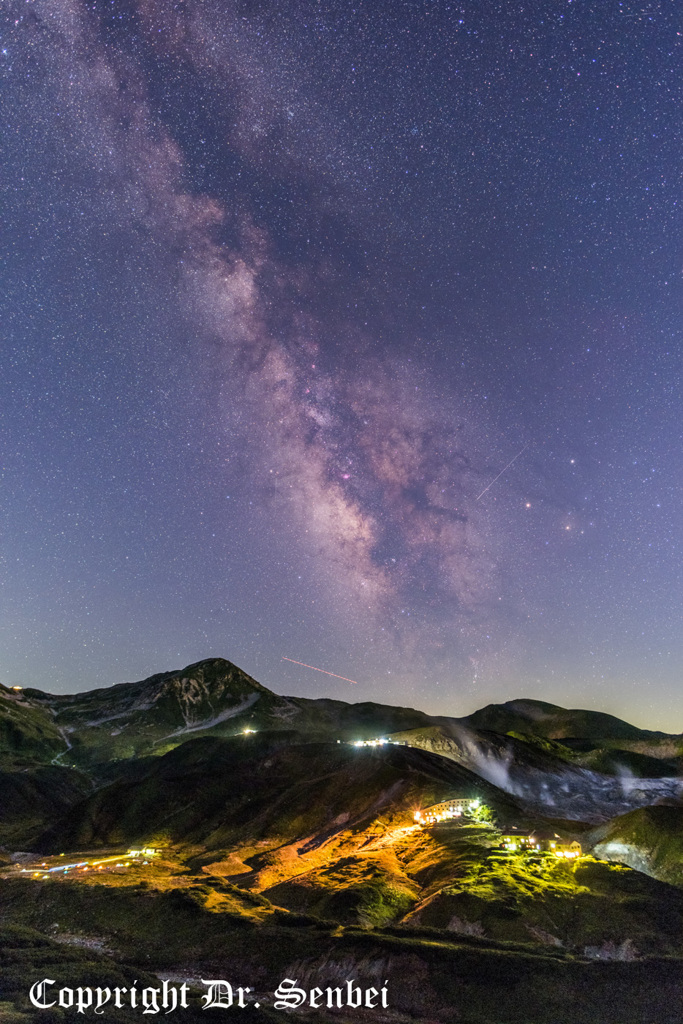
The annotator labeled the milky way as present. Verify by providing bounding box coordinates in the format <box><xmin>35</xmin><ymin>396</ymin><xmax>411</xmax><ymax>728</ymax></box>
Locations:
<box><xmin>1</xmin><ymin>0</ymin><xmax>680</xmax><ymax>727</ymax></box>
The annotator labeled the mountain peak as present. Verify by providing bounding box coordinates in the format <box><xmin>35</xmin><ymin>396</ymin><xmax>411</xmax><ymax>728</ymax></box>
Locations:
<box><xmin>162</xmin><ymin>657</ymin><xmax>272</xmax><ymax>694</ymax></box>
<box><xmin>17</xmin><ymin>657</ymin><xmax>282</xmax><ymax>764</ymax></box>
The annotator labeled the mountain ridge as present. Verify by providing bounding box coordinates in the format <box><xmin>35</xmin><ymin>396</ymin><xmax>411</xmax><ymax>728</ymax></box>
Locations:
<box><xmin>2</xmin><ymin>657</ymin><xmax>681</xmax><ymax>832</ymax></box>
<box><xmin>8</xmin><ymin>657</ymin><xmax>680</xmax><ymax>747</ymax></box>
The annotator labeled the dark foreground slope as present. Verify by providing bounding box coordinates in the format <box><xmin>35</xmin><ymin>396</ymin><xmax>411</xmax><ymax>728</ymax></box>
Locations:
<box><xmin>0</xmin><ymin>766</ymin><xmax>92</xmax><ymax>847</ymax></box>
<box><xmin>35</xmin><ymin>735</ymin><xmax>521</xmax><ymax>853</ymax></box>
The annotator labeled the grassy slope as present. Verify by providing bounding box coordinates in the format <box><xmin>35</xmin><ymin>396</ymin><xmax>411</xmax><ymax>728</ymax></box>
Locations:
<box><xmin>0</xmin><ymin>687</ymin><xmax>67</xmax><ymax>766</ymax></box>
<box><xmin>2</xmin><ymin>732</ymin><xmax>683</xmax><ymax>1023</ymax></box>
<box><xmin>255</xmin><ymin>824</ymin><xmax>683</xmax><ymax>956</ymax></box>
<box><xmin>401</xmin><ymin>842</ymin><xmax>683</xmax><ymax>954</ymax></box>
<box><xmin>589</xmin><ymin>806</ymin><xmax>683</xmax><ymax>886</ymax></box>
<box><xmin>22</xmin><ymin>737</ymin><xmax>683</xmax><ymax>957</ymax></box>
<box><xmin>3</xmin><ymin>670</ymin><xmax>683</xmax><ymax>1023</ymax></box>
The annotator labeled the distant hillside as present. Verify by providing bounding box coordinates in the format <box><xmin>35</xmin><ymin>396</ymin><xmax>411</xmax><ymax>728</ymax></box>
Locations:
<box><xmin>460</xmin><ymin>699</ymin><xmax>683</xmax><ymax>784</ymax></box>
<box><xmin>9</xmin><ymin>660</ymin><xmax>681</xmax><ymax>773</ymax></box>
<box><xmin>22</xmin><ymin>659</ymin><xmax>284</xmax><ymax>763</ymax></box>
<box><xmin>462</xmin><ymin>698</ymin><xmax>674</xmax><ymax>744</ymax></box>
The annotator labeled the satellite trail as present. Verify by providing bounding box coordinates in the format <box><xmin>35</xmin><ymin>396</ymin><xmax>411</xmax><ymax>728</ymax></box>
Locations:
<box><xmin>282</xmin><ymin>657</ymin><xmax>358</xmax><ymax>684</ymax></box>
<box><xmin>476</xmin><ymin>443</ymin><xmax>529</xmax><ymax>501</ymax></box>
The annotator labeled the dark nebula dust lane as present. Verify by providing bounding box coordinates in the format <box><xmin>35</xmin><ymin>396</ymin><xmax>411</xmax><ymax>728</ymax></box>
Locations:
<box><xmin>1</xmin><ymin>0</ymin><xmax>680</xmax><ymax>728</ymax></box>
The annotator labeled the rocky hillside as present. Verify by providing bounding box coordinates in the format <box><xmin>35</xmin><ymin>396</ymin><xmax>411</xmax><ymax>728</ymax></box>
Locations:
<box><xmin>21</xmin><ymin>659</ymin><xmax>287</xmax><ymax>764</ymax></box>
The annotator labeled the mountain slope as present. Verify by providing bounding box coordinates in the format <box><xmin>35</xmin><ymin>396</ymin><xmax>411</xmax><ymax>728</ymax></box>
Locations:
<box><xmin>0</xmin><ymin>766</ymin><xmax>92</xmax><ymax>846</ymax></box>
<box><xmin>35</xmin><ymin>734</ymin><xmax>521</xmax><ymax>853</ymax></box>
<box><xmin>3</xmin><ymin>660</ymin><xmax>683</xmax><ymax>1024</ymax></box>
<box><xmin>23</xmin><ymin>659</ymin><xmax>282</xmax><ymax>763</ymax></box>
<box><xmin>5</xmin><ymin>659</ymin><xmax>682</xmax><ymax>835</ymax></box>
<box><xmin>463</xmin><ymin>698</ymin><xmax>679</xmax><ymax>748</ymax></box>
<box><xmin>20</xmin><ymin>659</ymin><xmax>433</xmax><ymax>766</ymax></box>
<box><xmin>28</xmin><ymin>733</ymin><xmax>683</xmax><ymax>961</ymax></box>
<box><xmin>11</xmin><ymin>661</ymin><xmax>683</xmax><ymax>777</ymax></box>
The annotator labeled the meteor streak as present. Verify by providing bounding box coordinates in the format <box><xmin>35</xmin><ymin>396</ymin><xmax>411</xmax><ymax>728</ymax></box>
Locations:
<box><xmin>476</xmin><ymin>444</ymin><xmax>529</xmax><ymax>501</ymax></box>
<box><xmin>282</xmin><ymin>657</ymin><xmax>358</xmax><ymax>684</ymax></box>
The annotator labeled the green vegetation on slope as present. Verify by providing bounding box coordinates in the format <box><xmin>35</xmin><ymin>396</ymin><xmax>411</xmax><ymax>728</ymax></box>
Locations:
<box><xmin>0</xmin><ymin>687</ymin><xmax>67</xmax><ymax>766</ymax></box>
<box><xmin>590</xmin><ymin>805</ymin><xmax>683</xmax><ymax>886</ymax></box>
<box><xmin>3</xmin><ymin>661</ymin><xmax>683</xmax><ymax>1024</ymax></box>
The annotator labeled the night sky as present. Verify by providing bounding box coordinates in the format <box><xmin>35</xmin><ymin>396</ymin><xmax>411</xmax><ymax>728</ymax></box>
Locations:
<box><xmin>2</xmin><ymin>0</ymin><xmax>681</xmax><ymax>729</ymax></box>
